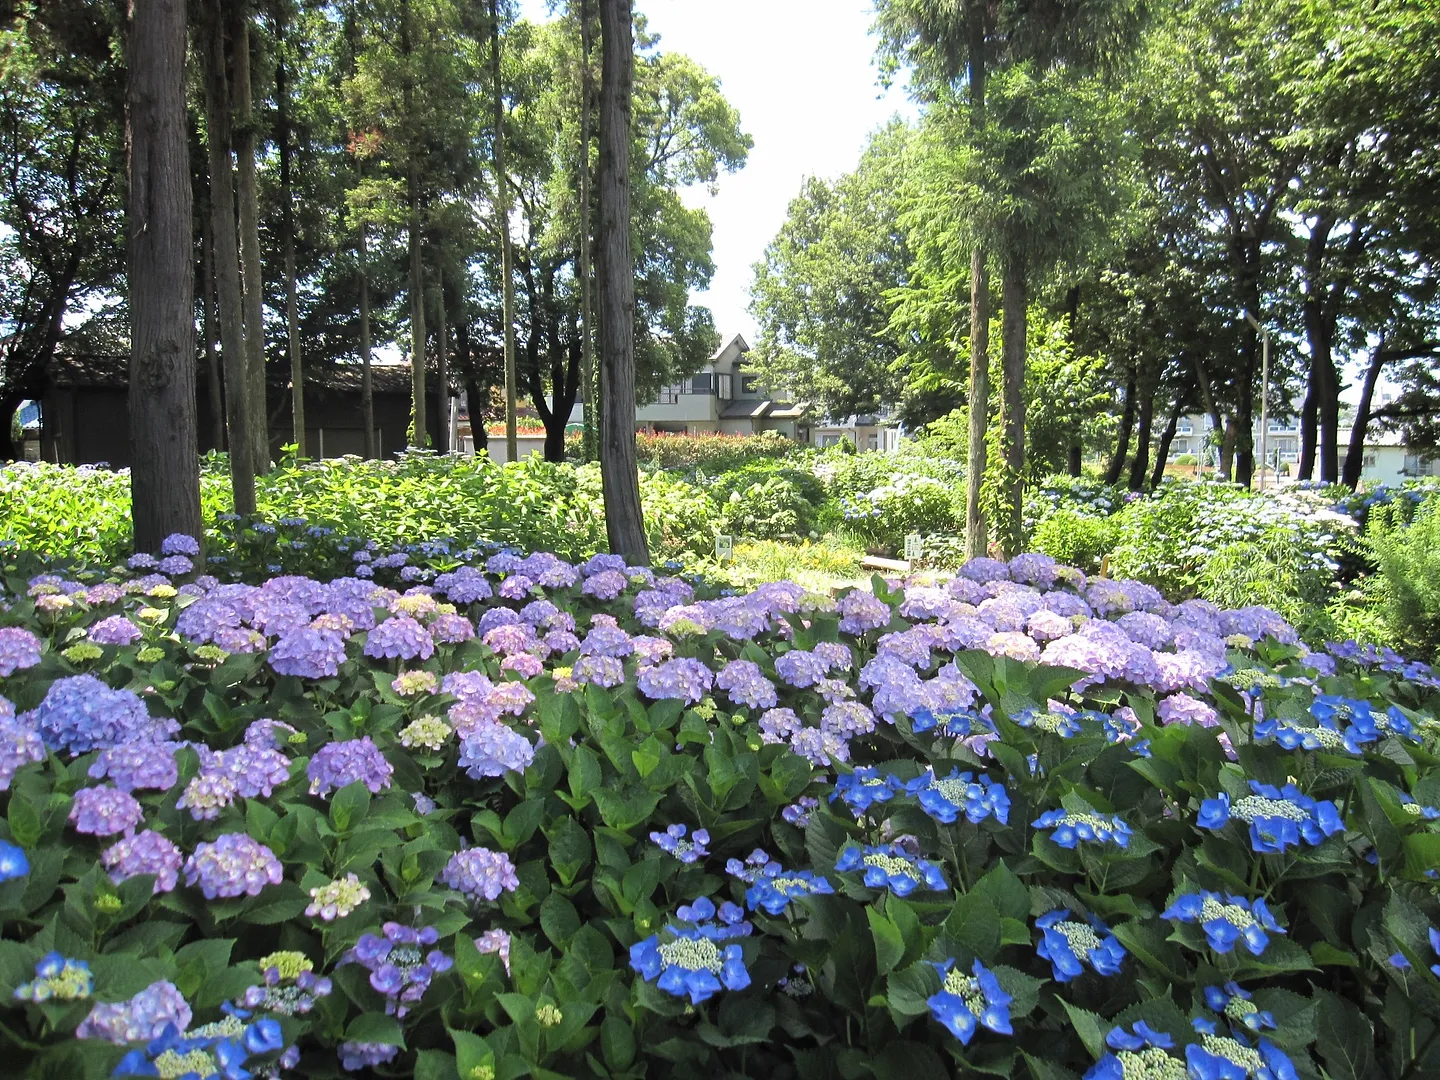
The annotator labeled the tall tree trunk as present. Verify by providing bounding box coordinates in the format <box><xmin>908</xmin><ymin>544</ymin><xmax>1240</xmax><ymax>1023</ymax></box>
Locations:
<box><xmin>230</xmin><ymin>1</ymin><xmax>268</xmax><ymax>475</ymax></box>
<box><xmin>998</xmin><ymin>260</ymin><xmax>1026</xmax><ymax>556</ymax></box>
<box><xmin>408</xmin><ymin>161</ymin><xmax>426</xmax><ymax>448</ymax></box>
<box><xmin>1104</xmin><ymin>364</ymin><xmax>1136</xmax><ymax>485</ymax></box>
<box><xmin>1150</xmin><ymin>392</ymin><xmax>1184</xmax><ymax>489</ymax></box>
<box><xmin>1297</xmin><ymin>358</ymin><xmax>1318</xmax><ymax>481</ymax></box>
<box><xmin>200</xmin><ymin>204</ymin><xmax>225</xmax><ymax>451</ymax></box>
<box><xmin>435</xmin><ymin>263</ymin><xmax>449</xmax><ymax>454</ymax></box>
<box><xmin>201</xmin><ymin>0</ymin><xmax>256</xmax><ymax>514</ymax></box>
<box><xmin>402</xmin><ymin>0</ymin><xmax>425</xmax><ymax>449</ymax></box>
<box><xmin>596</xmin><ymin>0</ymin><xmax>648</xmax><ymax>562</ymax></box>
<box><xmin>456</xmin><ymin>317</ymin><xmax>487</xmax><ymax>452</ymax></box>
<box><xmin>128</xmin><ymin>0</ymin><xmax>201</xmax><ymax>552</ymax></box>
<box><xmin>1063</xmin><ymin>284</ymin><xmax>1082</xmax><ymax>474</ymax></box>
<box><xmin>276</xmin><ymin>2</ymin><xmax>304</xmax><ymax>455</ymax></box>
<box><xmin>359</xmin><ymin>225</ymin><xmax>375</xmax><ymax>458</ymax></box>
<box><xmin>1127</xmin><ymin>374</ymin><xmax>1155</xmax><ymax>492</ymax></box>
<box><xmin>962</xmin><ymin>1</ymin><xmax>988</xmax><ymax>560</ymax></box>
<box><xmin>1343</xmin><ymin>340</ymin><xmax>1387</xmax><ymax>490</ymax></box>
<box><xmin>1221</xmin><ymin>419</ymin><xmax>1238</xmax><ymax>482</ymax></box>
<box><xmin>1317</xmin><ymin>339</ymin><xmax>1341</xmax><ymax>483</ymax></box>
<box><xmin>1193</xmin><ymin>353</ymin><xmax>1226</xmax><ymax>479</ymax></box>
<box><xmin>577</xmin><ymin>0</ymin><xmax>597</xmax><ymax>462</ymax></box>
<box><xmin>491</xmin><ymin>0</ymin><xmax>518</xmax><ymax>461</ymax></box>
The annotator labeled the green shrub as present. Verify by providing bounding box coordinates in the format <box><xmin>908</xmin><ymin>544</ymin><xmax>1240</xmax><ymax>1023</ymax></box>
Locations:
<box><xmin>636</xmin><ymin>430</ymin><xmax>798</xmax><ymax>471</ymax></box>
<box><xmin>1174</xmin><ymin>453</ymin><xmax>1196</xmax><ymax>465</ymax></box>
<box><xmin>1030</xmin><ymin>508</ymin><xmax>1119</xmax><ymax>572</ymax></box>
<box><xmin>1367</xmin><ymin>495</ymin><xmax>1440</xmax><ymax>659</ymax></box>
<box><xmin>838</xmin><ymin>474</ymin><xmax>962</xmax><ymax>551</ymax></box>
<box><xmin>714</xmin><ymin>476</ymin><xmax>810</xmax><ymax>540</ymax></box>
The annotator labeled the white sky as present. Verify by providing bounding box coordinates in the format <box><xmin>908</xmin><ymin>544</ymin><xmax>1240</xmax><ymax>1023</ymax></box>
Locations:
<box><xmin>517</xmin><ymin>0</ymin><xmax>917</xmax><ymax>341</ymax></box>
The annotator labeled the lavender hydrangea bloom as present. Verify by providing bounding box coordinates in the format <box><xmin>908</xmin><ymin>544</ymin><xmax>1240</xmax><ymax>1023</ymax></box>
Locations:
<box><xmin>571</xmin><ymin>654</ymin><xmax>626</xmax><ymax>689</ymax></box>
<box><xmin>77</xmin><ymin>981</ymin><xmax>192</xmax><ymax>1045</ymax></box>
<box><xmin>175</xmin><ymin>768</ymin><xmax>238</xmax><ymax>821</ymax></box>
<box><xmin>339</xmin><ymin>1043</ymin><xmax>400</xmax><ymax>1071</ymax></box>
<box><xmin>457</xmin><ymin>722</ymin><xmax>535</xmax><ymax>778</ymax></box>
<box><xmin>157</xmin><ymin>555</ymin><xmax>193</xmax><ymax>576</ymax></box>
<box><xmin>269</xmin><ymin>627</ymin><xmax>348</xmax><ymax>679</ymax></box>
<box><xmin>364</xmin><ymin>615</ymin><xmax>435</xmax><ymax>661</ymax></box>
<box><xmin>1</xmin><ymin>719</ymin><xmax>46</xmax><ymax>791</ymax></box>
<box><xmin>69</xmin><ymin>785</ymin><xmax>144</xmax><ymax>836</ymax></box>
<box><xmin>1117</xmin><ymin>612</ymin><xmax>1175</xmax><ymax>650</ymax></box>
<box><xmin>773</xmin><ymin>649</ymin><xmax>825</xmax><ymax>688</ymax></box>
<box><xmin>580</xmin><ymin>623</ymin><xmax>634</xmax><ymax>658</ymax></box>
<box><xmin>759</xmin><ymin>708</ymin><xmax>802</xmax><ymax>744</ymax></box>
<box><xmin>428</xmin><ymin>613</ymin><xmax>475</xmax><ymax>644</ymax></box>
<box><xmin>441</xmin><ymin>848</ymin><xmax>519</xmax><ymax>901</ymax></box>
<box><xmin>636</xmin><ymin>658</ymin><xmax>714</xmax><ymax>703</ymax></box>
<box><xmin>102</xmin><ymin>830</ymin><xmax>184</xmax><ymax>893</ymax></box>
<box><xmin>183</xmin><ymin>832</ymin><xmax>283</xmax><ymax>899</ymax></box>
<box><xmin>715</xmin><ymin>660</ymin><xmax>778</xmax><ymax>709</ymax></box>
<box><xmin>24</xmin><ymin>675</ymin><xmax>179</xmax><ymax>755</ymax></box>
<box><xmin>87</xmin><ymin>743</ymin><xmax>177</xmax><ymax>793</ymax></box>
<box><xmin>88</xmin><ymin>616</ymin><xmax>143</xmax><ymax>646</ymax></box>
<box><xmin>789</xmin><ymin>727</ymin><xmax>849</xmax><ymax>766</ymax></box>
<box><xmin>837</xmin><ymin>590</ymin><xmax>892</xmax><ymax>635</ymax></box>
<box><xmin>216</xmin><ymin>743</ymin><xmax>292</xmax><ymax>798</ymax></box>
<box><xmin>307</xmin><ymin>736</ymin><xmax>393</xmax><ymax>797</ymax></box>
<box><xmin>0</xmin><ymin>627</ymin><xmax>43</xmax><ymax>676</ymax></box>
<box><xmin>1157</xmin><ymin>693</ymin><xmax>1219</xmax><ymax>728</ymax></box>
<box><xmin>160</xmin><ymin>533</ymin><xmax>201</xmax><ymax>557</ymax></box>
<box><xmin>582</xmin><ymin>570</ymin><xmax>629</xmax><ymax>600</ymax></box>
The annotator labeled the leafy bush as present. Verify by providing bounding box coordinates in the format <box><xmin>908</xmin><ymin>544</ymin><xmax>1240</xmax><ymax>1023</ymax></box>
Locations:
<box><xmin>635</xmin><ymin>430</ymin><xmax>798</xmax><ymax>471</ymax></box>
<box><xmin>715</xmin><ymin>476</ymin><xmax>810</xmax><ymax>541</ymax></box>
<box><xmin>1367</xmin><ymin>495</ymin><xmax>1440</xmax><ymax>659</ymax></box>
<box><xmin>840</xmin><ymin>474</ymin><xmax>962</xmax><ymax>551</ymax></box>
<box><xmin>2</xmin><ymin>539</ymin><xmax>1438</xmax><ymax>1080</ymax></box>
<box><xmin>1023</xmin><ymin>475</ymin><xmax>1127</xmax><ymax>535</ymax></box>
<box><xmin>1030</xmin><ymin>509</ymin><xmax>1120</xmax><ymax>573</ymax></box>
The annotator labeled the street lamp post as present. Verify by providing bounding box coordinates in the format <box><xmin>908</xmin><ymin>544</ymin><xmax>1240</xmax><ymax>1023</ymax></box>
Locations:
<box><xmin>1243</xmin><ymin>310</ymin><xmax>1270</xmax><ymax>490</ymax></box>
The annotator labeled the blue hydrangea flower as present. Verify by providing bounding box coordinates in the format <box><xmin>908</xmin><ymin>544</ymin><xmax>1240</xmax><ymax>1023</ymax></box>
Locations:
<box><xmin>629</xmin><ymin>925</ymin><xmax>750</xmax><ymax>1004</ymax></box>
<box><xmin>650</xmin><ymin>823</ymin><xmax>710</xmax><ymax>864</ymax></box>
<box><xmin>905</xmin><ymin>769</ymin><xmax>1010</xmax><ymax>825</ymax></box>
<box><xmin>0</xmin><ymin>839</ymin><xmax>29</xmax><ymax>882</ymax></box>
<box><xmin>744</xmin><ymin>865</ymin><xmax>836</xmax><ymax>915</ymax></box>
<box><xmin>1033</xmin><ymin>807</ymin><xmax>1132</xmax><ymax>849</ymax></box>
<box><xmin>830</xmin><ymin>767</ymin><xmax>903</xmax><ymax>814</ymax></box>
<box><xmin>1393</xmin><ymin>927</ymin><xmax>1440</xmax><ymax>977</ymax></box>
<box><xmin>1035</xmin><ymin>910</ymin><xmax>1126</xmax><ymax>981</ymax></box>
<box><xmin>1197</xmin><ymin>781</ymin><xmax>1344</xmax><ymax>853</ymax></box>
<box><xmin>1083</xmin><ymin>1024</ymin><xmax>1182</xmax><ymax>1080</ymax></box>
<box><xmin>1013</xmin><ymin>708</ymin><xmax>1083</xmax><ymax>738</ymax></box>
<box><xmin>1187</xmin><ymin>1018</ymin><xmax>1299</xmax><ymax>1080</ymax></box>
<box><xmin>834</xmin><ymin>842</ymin><xmax>947</xmax><ymax>896</ymax></box>
<box><xmin>1397</xmin><ymin>794</ymin><xmax>1440</xmax><ymax>821</ymax></box>
<box><xmin>14</xmin><ymin>952</ymin><xmax>93</xmax><ymax>1002</ymax></box>
<box><xmin>926</xmin><ymin>958</ymin><xmax>1011</xmax><ymax>1044</ymax></box>
<box><xmin>1161</xmin><ymin>890</ymin><xmax>1284</xmax><ymax>955</ymax></box>
<box><xmin>1203</xmin><ymin>983</ymin><xmax>1276</xmax><ymax>1034</ymax></box>
<box><xmin>674</xmin><ymin>896</ymin><xmax>753</xmax><ymax>939</ymax></box>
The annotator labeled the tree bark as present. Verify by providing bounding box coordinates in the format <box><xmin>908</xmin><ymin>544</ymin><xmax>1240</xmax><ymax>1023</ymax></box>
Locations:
<box><xmin>1343</xmin><ymin>340</ymin><xmax>1387</xmax><ymax>490</ymax></box>
<box><xmin>200</xmin><ymin>202</ymin><xmax>225</xmax><ymax>451</ymax></box>
<box><xmin>1127</xmin><ymin>374</ymin><xmax>1155</xmax><ymax>492</ymax></box>
<box><xmin>359</xmin><ymin>225</ymin><xmax>375</xmax><ymax>458</ymax></box>
<box><xmin>1297</xmin><ymin>357</ymin><xmax>1318</xmax><ymax>481</ymax></box>
<box><xmin>435</xmin><ymin>262</ymin><xmax>449</xmax><ymax>454</ymax></box>
<box><xmin>276</xmin><ymin>2</ymin><xmax>304</xmax><ymax>455</ymax></box>
<box><xmin>201</xmin><ymin>0</ymin><xmax>256</xmax><ymax>513</ymax></box>
<box><xmin>1104</xmin><ymin>363</ymin><xmax>1136</xmax><ymax>486</ymax></box>
<box><xmin>1150</xmin><ymin>391</ymin><xmax>1184</xmax><ymax>489</ymax></box>
<box><xmin>596</xmin><ymin>0</ymin><xmax>648</xmax><ymax>562</ymax></box>
<box><xmin>577</xmin><ymin>0</ymin><xmax>597</xmax><ymax>462</ymax></box>
<box><xmin>402</xmin><ymin>0</ymin><xmax>425</xmax><ymax>449</ymax></box>
<box><xmin>230</xmin><ymin>0</ymin><xmax>269</xmax><ymax>475</ymax></box>
<box><xmin>998</xmin><ymin>260</ymin><xmax>1026</xmax><ymax>556</ymax></box>
<box><xmin>962</xmin><ymin>0</ymin><xmax>988</xmax><ymax>560</ymax></box>
<box><xmin>128</xmin><ymin>0</ymin><xmax>201</xmax><ymax>552</ymax></box>
<box><xmin>1193</xmin><ymin>353</ymin><xmax>1226</xmax><ymax>479</ymax></box>
<box><xmin>491</xmin><ymin>0</ymin><xmax>518</xmax><ymax>461</ymax></box>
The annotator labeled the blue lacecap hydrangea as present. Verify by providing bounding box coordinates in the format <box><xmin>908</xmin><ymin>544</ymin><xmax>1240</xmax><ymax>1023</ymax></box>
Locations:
<box><xmin>1033</xmin><ymin>807</ymin><xmax>1132</xmax><ymax>849</ymax></box>
<box><xmin>1161</xmin><ymin>890</ymin><xmax>1284</xmax><ymax>955</ymax></box>
<box><xmin>834</xmin><ymin>842</ymin><xmax>947</xmax><ymax>896</ymax></box>
<box><xmin>1035</xmin><ymin>909</ymin><xmax>1126</xmax><ymax>981</ymax></box>
<box><xmin>926</xmin><ymin>958</ymin><xmax>1012</xmax><ymax>1045</ymax></box>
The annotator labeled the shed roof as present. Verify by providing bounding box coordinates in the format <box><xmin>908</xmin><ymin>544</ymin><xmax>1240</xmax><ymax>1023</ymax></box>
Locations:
<box><xmin>46</xmin><ymin>353</ymin><xmax>427</xmax><ymax>396</ymax></box>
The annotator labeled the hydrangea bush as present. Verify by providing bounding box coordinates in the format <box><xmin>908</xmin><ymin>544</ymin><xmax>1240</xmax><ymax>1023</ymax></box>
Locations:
<box><xmin>0</xmin><ymin>536</ymin><xmax>1438</xmax><ymax>1078</ymax></box>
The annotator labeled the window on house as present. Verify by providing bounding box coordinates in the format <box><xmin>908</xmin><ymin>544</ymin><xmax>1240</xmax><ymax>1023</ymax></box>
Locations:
<box><xmin>1362</xmin><ymin>453</ymin><xmax>1377</xmax><ymax>468</ymax></box>
<box><xmin>658</xmin><ymin>384</ymin><xmax>682</xmax><ymax>405</ymax></box>
<box><xmin>1177</xmin><ymin>423</ymin><xmax>1193</xmax><ymax>435</ymax></box>
<box><xmin>689</xmin><ymin>373</ymin><xmax>713</xmax><ymax>394</ymax></box>
<box><xmin>739</xmin><ymin>375</ymin><xmax>760</xmax><ymax>396</ymax></box>
<box><xmin>716</xmin><ymin>373</ymin><xmax>732</xmax><ymax>400</ymax></box>
<box><xmin>867</xmin><ymin>433</ymin><xmax>879</xmax><ymax>451</ymax></box>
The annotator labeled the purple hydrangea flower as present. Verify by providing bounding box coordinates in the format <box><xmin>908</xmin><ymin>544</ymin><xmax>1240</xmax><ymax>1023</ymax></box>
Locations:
<box><xmin>76</xmin><ymin>980</ymin><xmax>192</xmax><ymax>1044</ymax></box>
<box><xmin>651</xmin><ymin>823</ymin><xmax>711</xmax><ymax>863</ymax></box>
<box><xmin>24</xmin><ymin>675</ymin><xmax>179</xmax><ymax>756</ymax></box>
<box><xmin>428</xmin><ymin>613</ymin><xmax>475</xmax><ymax>644</ymax></box>
<box><xmin>184</xmin><ymin>832</ymin><xmax>284</xmax><ymax>899</ymax></box>
<box><xmin>215</xmin><ymin>743</ymin><xmax>292</xmax><ymax>798</ymax></box>
<box><xmin>1</xmin><ymin>719</ymin><xmax>46</xmax><ymax>791</ymax></box>
<box><xmin>441</xmin><ymin>847</ymin><xmax>520</xmax><ymax>901</ymax></box>
<box><xmin>88</xmin><ymin>616</ymin><xmax>144</xmax><ymax>647</ymax></box>
<box><xmin>715</xmin><ymin>660</ymin><xmax>778</xmax><ymax>710</ymax></box>
<box><xmin>580</xmin><ymin>623</ymin><xmax>634</xmax><ymax>658</ymax></box>
<box><xmin>759</xmin><ymin>708</ymin><xmax>802</xmax><ymax>744</ymax></box>
<box><xmin>581</xmin><ymin>569</ymin><xmax>629</xmax><ymax>600</ymax></box>
<box><xmin>157</xmin><ymin>555</ymin><xmax>193</xmax><ymax>576</ymax></box>
<box><xmin>339</xmin><ymin>1042</ymin><xmax>399</xmax><ymax>1072</ymax></box>
<box><xmin>572</xmin><ymin>654</ymin><xmax>626</xmax><ymax>688</ymax></box>
<box><xmin>0</xmin><ymin>627</ymin><xmax>43</xmax><ymax>676</ymax></box>
<box><xmin>636</xmin><ymin>658</ymin><xmax>715</xmax><ymax>703</ymax></box>
<box><xmin>160</xmin><ymin>534</ymin><xmax>200</xmax><ymax>557</ymax></box>
<box><xmin>69</xmin><ymin>784</ymin><xmax>144</xmax><ymax>836</ymax></box>
<box><xmin>269</xmin><ymin>627</ymin><xmax>348</xmax><ymax>679</ymax></box>
<box><xmin>340</xmin><ymin>922</ymin><xmax>453</xmax><ymax>1019</ymax></box>
<box><xmin>364</xmin><ymin>616</ymin><xmax>435</xmax><ymax>661</ymax></box>
<box><xmin>775</xmin><ymin>649</ymin><xmax>829</xmax><ymax>688</ymax></box>
<box><xmin>101</xmin><ymin>830</ymin><xmax>183</xmax><ymax>893</ymax></box>
<box><xmin>175</xmin><ymin>768</ymin><xmax>238</xmax><ymax>821</ymax></box>
<box><xmin>837</xmin><ymin>590</ymin><xmax>891</xmax><ymax>635</ymax></box>
<box><xmin>307</xmin><ymin>736</ymin><xmax>393</xmax><ymax>797</ymax></box>
<box><xmin>1157</xmin><ymin>692</ymin><xmax>1219</xmax><ymax>728</ymax></box>
<box><xmin>457</xmin><ymin>722</ymin><xmax>535</xmax><ymax>778</ymax></box>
